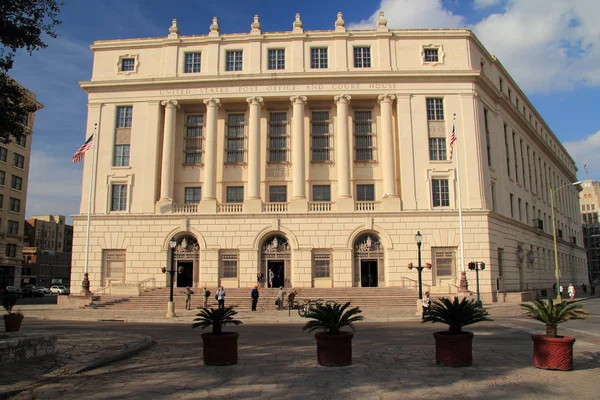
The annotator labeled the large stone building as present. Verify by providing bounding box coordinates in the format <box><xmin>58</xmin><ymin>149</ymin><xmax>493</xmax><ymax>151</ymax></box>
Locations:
<box><xmin>0</xmin><ymin>84</ymin><xmax>41</xmax><ymax>289</ymax></box>
<box><xmin>72</xmin><ymin>13</ymin><xmax>587</xmax><ymax>301</ymax></box>
<box><xmin>580</xmin><ymin>180</ymin><xmax>600</xmax><ymax>284</ymax></box>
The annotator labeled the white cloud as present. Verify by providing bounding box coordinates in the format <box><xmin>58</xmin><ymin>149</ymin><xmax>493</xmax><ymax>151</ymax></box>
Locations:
<box><xmin>564</xmin><ymin>130</ymin><xmax>600</xmax><ymax>180</ymax></box>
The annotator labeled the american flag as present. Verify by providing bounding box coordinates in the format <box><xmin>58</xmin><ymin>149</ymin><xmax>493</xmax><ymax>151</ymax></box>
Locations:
<box><xmin>449</xmin><ymin>121</ymin><xmax>457</xmax><ymax>160</ymax></box>
<box><xmin>72</xmin><ymin>134</ymin><xmax>94</xmax><ymax>163</ymax></box>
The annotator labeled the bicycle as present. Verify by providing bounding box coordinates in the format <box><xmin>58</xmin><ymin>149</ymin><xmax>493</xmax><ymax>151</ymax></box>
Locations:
<box><xmin>297</xmin><ymin>298</ymin><xmax>337</xmax><ymax>317</ymax></box>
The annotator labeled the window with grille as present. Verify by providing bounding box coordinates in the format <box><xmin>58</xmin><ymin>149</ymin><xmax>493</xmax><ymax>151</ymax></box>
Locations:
<box><xmin>310</xmin><ymin>48</ymin><xmax>328</xmax><ymax>69</ymax></box>
<box><xmin>226</xmin><ymin>113</ymin><xmax>245</xmax><ymax>163</ymax></box>
<box><xmin>268</xmin><ymin>112</ymin><xmax>288</xmax><ymax>162</ymax></box>
<box><xmin>226</xmin><ymin>50</ymin><xmax>243</xmax><ymax>71</ymax></box>
<box><xmin>121</xmin><ymin>58</ymin><xmax>135</xmax><ymax>72</ymax></box>
<box><xmin>313</xmin><ymin>253</ymin><xmax>331</xmax><ymax>278</ymax></box>
<box><xmin>184</xmin><ymin>114</ymin><xmax>204</xmax><ymax>165</ymax></box>
<box><xmin>13</xmin><ymin>153</ymin><xmax>24</xmax><ymax>169</ymax></box>
<box><xmin>269</xmin><ymin>186</ymin><xmax>287</xmax><ymax>202</ymax></box>
<box><xmin>353</xmin><ymin>47</ymin><xmax>371</xmax><ymax>68</ymax></box>
<box><xmin>104</xmin><ymin>250</ymin><xmax>126</xmax><ymax>280</ymax></box>
<box><xmin>221</xmin><ymin>254</ymin><xmax>238</xmax><ymax>278</ymax></box>
<box><xmin>113</xmin><ymin>145</ymin><xmax>130</xmax><ymax>167</ymax></box>
<box><xmin>7</xmin><ymin>220</ymin><xmax>18</xmax><ymax>234</ymax></box>
<box><xmin>11</xmin><ymin>175</ymin><xmax>22</xmax><ymax>191</ymax></box>
<box><xmin>9</xmin><ymin>197</ymin><xmax>20</xmax><ymax>213</ymax></box>
<box><xmin>433</xmin><ymin>248</ymin><xmax>454</xmax><ymax>277</ymax></box>
<box><xmin>226</xmin><ymin>186</ymin><xmax>243</xmax><ymax>203</ymax></box>
<box><xmin>268</xmin><ymin>49</ymin><xmax>285</xmax><ymax>70</ymax></box>
<box><xmin>184</xmin><ymin>52</ymin><xmax>201</xmax><ymax>73</ymax></box>
<box><xmin>116</xmin><ymin>106</ymin><xmax>133</xmax><ymax>128</ymax></box>
<box><xmin>311</xmin><ymin>111</ymin><xmax>331</xmax><ymax>162</ymax></box>
<box><xmin>185</xmin><ymin>187</ymin><xmax>201</xmax><ymax>204</ymax></box>
<box><xmin>312</xmin><ymin>185</ymin><xmax>331</xmax><ymax>202</ymax></box>
<box><xmin>5</xmin><ymin>243</ymin><xmax>16</xmax><ymax>257</ymax></box>
<box><xmin>429</xmin><ymin>138</ymin><xmax>446</xmax><ymax>161</ymax></box>
<box><xmin>354</xmin><ymin>110</ymin><xmax>375</xmax><ymax>161</ymax></box>
<box><xmin>424</xmin><ymin>48</ymin><xmax>438</xmax><ymax>62</ymax></box>
<box><xmin>356</xmin><ymin>184</ymin><xmax>375</xmax><ymax>201</ymax></box>
<box><xmin>426</xmin><ymin>98</ymin><xmax>444</xmax><ymax>121</ymax></box>
<box><xmin>111</xmin><ymin>184</ymin><xmax>127</xmax><ymax>211</ymax></box>
<box><xmin>432</xmin><ymin>179</ymin><xmax>449</xmax><ymax>207</ymax></box>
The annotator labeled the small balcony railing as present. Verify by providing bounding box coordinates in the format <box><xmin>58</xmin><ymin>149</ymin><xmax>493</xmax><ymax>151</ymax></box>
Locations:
<box><xmin>309</xmin><ymin>202</ymin><xmax>332</xmax><ymax>212</ymax></box>
<box><xmin>355</xmin><ymin>201</ymin><xmax>380</xmax><ymax>211</ymax></box>
<box><xmin>263</xmin><ymin>202</ymin><xmax>288</xmax><ymax>213</ymax></box>
<box><xmin>172</xmin><ymin>203</ymin><xmax>198</xmax><ymax>213</ymax></box>
<box><xmin>218</xmin><ymin>203</ymin><xmax>243</xmax><ymax>213</ymax></box>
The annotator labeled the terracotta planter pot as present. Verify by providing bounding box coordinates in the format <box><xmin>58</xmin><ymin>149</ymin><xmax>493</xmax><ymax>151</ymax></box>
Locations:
<box><xmin>433</xmin><ymin>331</ymin><xmax>474</xmax><ymax>367</ymax></box>
<box><xmin>315</xmin><ymin>332</ymin><xmax>354</xmax><ymax>366</ymax></box>
<box><xmin>531</xmin><ymin>334</ymin><xmax>575</xmax><ymax>371</ymax></box>
<box><xmin>3</xmin><ymin>313</ymin><xmax>24</xmax><ymax>332</ymax></box>
<box><xmin>201</xmin><ymin>332</ymin><xmax>239</xmax><ymax>366</ymax></box>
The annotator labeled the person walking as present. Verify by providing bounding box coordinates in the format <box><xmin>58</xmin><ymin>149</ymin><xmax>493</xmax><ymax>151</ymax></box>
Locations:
<box><xmin>251</xmin><ymin>285</ymin><xmax>259</xmax><ymax>311</ymax></box>
<box><xmin>268</xmin><ymin>269</ymin><xmax>274</xmax><ymax>288</ymax></box>
<box><xmin>183</xmin><ymin>287</ymin><xmax>194</xmax><ymax>310</ymax></box>
<box><xmin>422</xmin><ymin>291</ymin><xmax>431</xmax><ymax>320</ymax></box>
<box><xmin>257</xmin><ymin>272</ymin><xmax>264</xmax><ymax>286</ymax></box>
<box><xmin>559</xmin><ymin>285</ymin><xmax>564</xmax><ymax>298</ymax></box>
<box><xmin>581</xmin><ymin>283</ymin><xmax>587</xmax><ymax>294</ymax></box>
<box><xmin>203</xmin><ymin>286</ymin><xmax>211</xmax><ymax>308</ymax></box>
<box><xmin>568</xmin><ymin>283</ymin><xmax>575</xmax><ymax>300</ymax></box>
<box><xmin>592</xmin><ymin>282</ymin><xmax>596</xmax><ymax>296</ymax></box>
<box><xmin>278</xmin><ymin>286</ymin><xmax>286</xmax><ymax>311</ymax></box>
<box><xmin>216</xmin><ymin>286</ymin><xmax>226</xmax><ymax>309</ymax></box>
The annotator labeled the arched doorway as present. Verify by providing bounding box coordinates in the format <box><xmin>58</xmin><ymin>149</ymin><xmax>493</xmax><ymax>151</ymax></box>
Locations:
<box><xmin>353</xmin><ymin>233</ymin><xmax>384</xmax><ymax>287</ymax></box>
<box><xmin>261</xmin><ymin>235</ymin><xmax>291</xmax><ymax>288</ymax></box>
<box><xmin>172</xmin><ymin>235</ymin><xmax>199</xmax><ymax>288</ymax></box>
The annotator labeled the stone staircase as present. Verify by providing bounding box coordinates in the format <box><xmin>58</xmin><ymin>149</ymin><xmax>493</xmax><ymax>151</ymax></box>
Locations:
<box><xmin>86</xmin><ymin>287</ymin><xmax>419</xmax><ymax>312</ymax></box>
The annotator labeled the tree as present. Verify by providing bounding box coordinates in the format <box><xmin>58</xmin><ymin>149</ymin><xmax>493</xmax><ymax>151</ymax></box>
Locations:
<box><xmin>0</xmin><ymin>0</ymin><xmax>63</xmax><ymax>143</ymax></box>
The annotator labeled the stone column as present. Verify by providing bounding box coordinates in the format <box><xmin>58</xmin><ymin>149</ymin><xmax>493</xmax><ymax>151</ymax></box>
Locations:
<box><xmin>378</xmin><ymin>94</ymin><xmax>401</xmax><ymax>210</ymax></box>
<box><xmin>159</xmin><ymin>100</ymin><xmax>179</xmax><ymax>202</ymax></box>
<box><xmin>199</xmin><ymin>98</ymin><xmax>220</xmax><ymax>213</ymax></box>
<box><xmin>245</xmin><ymin>96</ymin><xmax>263</xmax><ymax>213</ymax></box>
<box><xmin>289</xmin><ymin>96</ymin><xmax>308</xmax><ymax>212</ymax></box>
<box><xmin>335</xmin><ymin>95</ymin><xmax>353</xmax><ymax>212</ymax></box>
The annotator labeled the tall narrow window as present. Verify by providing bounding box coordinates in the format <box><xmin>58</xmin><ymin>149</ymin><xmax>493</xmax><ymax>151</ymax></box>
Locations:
<box><xmin>268</xmin><ymin>49</ymin><xmax>285</xmax><ymax>70</ymax></box>
<box><xmin>7</xmin><ymin>220</ymin><xmax>18</xmax><ymax>234</ymax></box>
<box><xmin>226</xmin><ymin>186</ymin><xmax>243</xmax><ymax>203</ymax></box>
<box><xmin>0</xmin><ymin>147</ymin><xmax>6</xmax><ymax>162</ymax></box>
<box><xmin>433</xmin><ymin>248</ymin><xmax>455</xmax><ymax>277</ymax></box>
<box><xmin>116</xmin><ymin>106</ymin><xmax>133</xmax><ymax>128</ymax></box>
<box><xmin>111</xmin><ymin>184</ymin><xmax>127</xmax><ymax>211</ymax></box>
<box><xmin>310</xmin><ymin>111</ymin><xmax>331</xmax><ymax>162</ymax></box>
<box><xmin>313</xmin><ymin>253</ymin><xmax>331</xmax><ymax>278</ymax></box>
<box><xmin>221</xmin><ymin>254</ymin><xmax>239</xmax><ymax>278</ymax></box>
<box><xmin>484</xmin><ymin>108</ymin><xmax>491</xmax><ymax>166</ymax></box>
<box><xmin>518</xmin><ymin>198</ymin><xmax>523</xmax><ymax>221</ymax></box>
<box><xmin>184</xmin><ymin>52</ymin><xmax>201</xmax><ymax>73</ymax></box>
<box><xmin>527</xmin><ymin>146</ymin><xmax>533</xmax><ymax>192</ymax></box>
<box><xmin>499</xmin><ymin>77</ymin><xmax>504</xmax><ymax>92</ymax></box>
<box><xmin>225</xmin><ymin>50</ymin><xmax>243</xmax><ymax>71</ymax></box>
<box><xmin>426</xmin><ymin>98</ymin><xmax>444</xmax><ymax>120</ymax></box>
<box><xmin>13</xmin><ymin>154</ymin><xmax>24</xmax><ymax>169</ymax></box>
<box><xmin>513</xmin><ymin>132</ymin><xmax>519</xmax><ymax>183</ymax></box>
<box><xmin>356</xmin><ymin>184</ymin><xmax>375</xmax><ymax>201</ymax></box>
<box><xmin>353</xmin><ymin>47</ymin><xmax>371</xmax><ymax>68</ymax></box>
<box><xmin>429</xmin><ymin>138</ymin><xmax>447</xmax><ymax>161</ymax></box>
<box><xmin>520</xmin><ymin>140</ymin><xmax>526</xmax><ymax>187</ymax></box>
<box><xmin>184</xmin><ymin>187</ymin><xmax>201</xmax><ymax>204</ymax></box>
<box><xmin>269</xmin><ymin>186</ymin><xmax>287</xmax><ymax>202</ymax></box>
<box><xmin>310</xmin><ymin>48</ymin><xmax>328</xmax><ymax>69</ymax></box>
<box><xmin>268</xmin><ymin>112</ymin><xmax>288</xmax><ymax>162</ymax></box>
<box><xmin>184</xmin><ymin>114</ymin><xmax>204</xmax><ymax>165</ymax></box>
<box><xmin>226</xmin><ymin>113</ymin><xmax>245</xmax><ymax>163</ymax></box>
<box><xmin>8</xmin><ymin>197</ymin><xmax>20</xmax><ymax>213</ymax></box>
<box><xmin>114</xmin><ymin>106</ymin><xmax>132</xmax><ymax>167</ymax></box>
<box><xmin>0</xmin><ymin>170</ymin><xmax>4</xmax><ymax>185</ymax></box>
<box><xmin>510</xmin><ymin>193</ymin><xmax>514</xmax><ymax>218</ymax></box>
<box><xmin>498</xmin><ymin>248</ymin><xmax>504</xmax><ymax>277</ymax></box>
<box><xmin>491</xmin><ymin>182</ymin><xmax>497</xmax><ymax>211</ymax></box>
<box><xmin>312</xmin><ymin>185</ymin><xmax>331</xmax><ymax>202</ymax></box>
<box><xmin>432</xmin><ymin>179</ymin><xmax>450</xmax><ymax>207</ymax></box>
<box><xmin>354</xmin><ymin>110</ymin><xmax>375</xmax><ymax>161</ymax></box>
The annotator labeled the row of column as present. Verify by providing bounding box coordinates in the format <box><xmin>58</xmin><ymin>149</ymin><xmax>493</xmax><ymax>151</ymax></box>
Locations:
<box><xmin>159</xmin><ymin>94</ymin><xmax>398</xmax><ymax>204</ymax></box>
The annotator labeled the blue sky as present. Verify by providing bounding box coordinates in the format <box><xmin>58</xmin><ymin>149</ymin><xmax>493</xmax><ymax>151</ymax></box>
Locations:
<box><xmin>8</xmin><ymin>0</ymin><xmax>600</xmax><ymax>223</ymax></box>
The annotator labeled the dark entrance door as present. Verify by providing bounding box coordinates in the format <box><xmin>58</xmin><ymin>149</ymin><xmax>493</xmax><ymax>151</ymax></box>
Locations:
<box><xmin>176</xmin><ymin>261</ymin><xmax>193</xmax><ymax>287</ymax></box>
<box><xmin>269</xmin><ymin>260</ymin><xmax>285</xmax><ymax>288</ymax></box>
<box><xmin>360</xmin><ymin>260</ymin><xmax>378</xmax><ymax>287</ymax></box>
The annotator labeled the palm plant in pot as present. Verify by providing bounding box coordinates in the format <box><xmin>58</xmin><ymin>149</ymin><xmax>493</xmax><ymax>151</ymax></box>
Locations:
<box><xmin>423</xmin><ymin>297</ymin><xmax>491</xmax><ymax>367</ymax></box>
<box><xmin>192</xmin><ymin>306</ymin><xmax>242</xmax><ymax>366</ymax></box>
<box><xmin>2</xmin><ymin>292</ymin><xmax>24</xmax><ymax>332</ymax></box>
<box><xmin>520</xmin><ymin>299</ymin><xmax>588</xmax><ymax>371</ymax></box>
<box><xmin>302</xmin><ymin>301</ymin><xmax>363</xmax><ymax>366</ymax></box>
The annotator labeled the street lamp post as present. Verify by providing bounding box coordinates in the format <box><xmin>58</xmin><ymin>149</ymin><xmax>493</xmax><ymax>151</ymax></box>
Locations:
<box><xmin>415</xmin><ymin>231</ymin><xmax>423</xmax><ymax>299</ymax></box>
<box><xmin>550</xmin><ymin>181</ymin><xmax>582</xmax><ymax>302</ymax></box>
<box><xmin>468</xmin><ymin>261</ymin><xmax>485</xmax><ymax>307</ymax></box>
<box><xmin>166</xmin><ymin>239</ymin><xmax>177</xmax><ymax>318</ymax></box>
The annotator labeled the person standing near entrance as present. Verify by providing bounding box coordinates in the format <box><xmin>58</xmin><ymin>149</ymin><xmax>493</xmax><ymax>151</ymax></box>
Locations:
<box><xmin>251</xmin><ymin>285</ymin><xmax>259</xmax><ymax>311</ymax></box>
<box><xmin>216</xmin><ymin>286</ymin><xmax>226</xmax><ymax>309</ymax></box>
<box><xmin>203</xmin><ymin>286</ymin><xmax>211</xmax><ymax>308</ymax></box>
<box><xmin>268</xmin><ymin>269</ymin><xmax>274</xmax><ymax>288</ymax></box>
<box><xmin>422</xmin><ymin>291</ymin><xmax>431</xmax><ymax>320</ymax></box>
<box><xmin>257</xmin><ymin>272</ymin><xmax>264</xmax><ymax>286</ymax></box>
<box><xmin>568</xmin><ymin>283</ymin><xmax>575</xmax><ymax>300</ymax></box>
<box><xmin>183</xmin><ymin>287</ymin><xmax>194</xmax><ymax>310</ymax></box>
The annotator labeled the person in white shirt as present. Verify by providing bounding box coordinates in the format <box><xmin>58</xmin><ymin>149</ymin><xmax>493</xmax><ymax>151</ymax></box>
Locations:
<box><xmin>422</xmin><ymin>291</ymin><xmax>431</xmax><ymax>320</ymax></box>
<box><xmin>568</xmin><ymin>284</ymin><xmax>575</xmax><ymax>300</ymax></box>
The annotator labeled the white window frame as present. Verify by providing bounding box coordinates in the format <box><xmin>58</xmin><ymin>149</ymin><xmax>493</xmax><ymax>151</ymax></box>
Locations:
<box><xmin>183</xmin><ymin>52</ymin><xmax>202</xmax><ymax>73</ymax></box>
<box><xmin>106</xmin><ymin>174</ymin><xmax>133</xmax><ymax>214</ymax></box>
<box><xmin>427</xmin><ymin>169</ymin><xmax>454</xmax><ymax>210</ymax></box>
<box><xmin>220</xmin><ymin>252</ymin><xmax>239</xmax><ymax>280</ymax></box>
<box><xmin>224</xmin><ymin>49</ymin><xmax>243</xmax><ymax>72</ymax></box>
<box><xmin>312</xmin><ymin>251</ymin><xmax>332</xmax><ymax>279</ymax></box>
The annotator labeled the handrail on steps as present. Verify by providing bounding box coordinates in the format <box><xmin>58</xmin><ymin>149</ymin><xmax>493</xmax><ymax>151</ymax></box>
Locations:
<box><xmin>401</xmin><ymin>277</ymin><xmax>431</xmax><ymax>292</ymax></box>
<box><xmin>90</xmin><ymin>286</ymin><xmax>110</xmax><ymax>295</ymax></box>
<box><xmin>137</xmin><ymin>277</ymin><xmax>156</xmax><ymax>290</ymax></box>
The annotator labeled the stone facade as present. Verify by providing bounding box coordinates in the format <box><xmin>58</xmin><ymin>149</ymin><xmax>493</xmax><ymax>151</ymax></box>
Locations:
<box><xmin>72</xmin><ymin>14</ymin><xmax>588</xmax><ymax>301</ymax></box>
<box><xmin>580</xmin><ymin>180</ymin><xmax>600</xmax><ymax>284</ymax></box>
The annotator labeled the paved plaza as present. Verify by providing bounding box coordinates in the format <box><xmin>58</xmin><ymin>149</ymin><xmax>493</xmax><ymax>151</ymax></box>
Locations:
<box><xmin>1</xmin><ymin>299</ymin><xmax>599</xmax><ymax>399</ymax></box>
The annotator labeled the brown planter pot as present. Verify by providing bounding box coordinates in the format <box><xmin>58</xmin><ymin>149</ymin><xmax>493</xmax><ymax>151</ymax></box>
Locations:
<box><xmin>3</xmin><ymin>313</ymin><xmax>24</xmax><ymax>332</ymax></box>
<box><xmin>433</xmin><ymin>331</ymin><xmax>473</xmax><ymax>367</ymax></box>
<box><xmin>201</xmin><ymin>332</ymin><xmax>239</xmax><ymax>366</ymax></box>
<box><xmin>531</xmin><ymin>334</ymin><xmax>575</xmax><ymax>371</ymax></box>
<box><xmin>315</xmin><ymin>332</ymin><xmax>354</xmax><ymax>366</ymax></box>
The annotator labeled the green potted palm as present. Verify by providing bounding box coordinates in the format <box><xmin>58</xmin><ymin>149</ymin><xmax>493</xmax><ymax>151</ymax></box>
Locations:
<box><xmin>192</xmin><ymin>306</ymin><xmax>242</xmax><ymax>365</ymax></box>
<box><xmin>302</xmin><ymin>301</ymin><xmax>363</xmax><ymax>366</ymax></box>
<box><xmin>423</xmin><ymin>297</ymin><xmax>491</xmax><ymax>367</ymax></box>
<box><xmin>520</xmin><ymin>299</ymin><xmax>588</xmax><ymax>371</ymax></box>
<box><xmin>2</xmin><ymin>292</ymin><xmax>24</xmax><ymax>332</ymax></box>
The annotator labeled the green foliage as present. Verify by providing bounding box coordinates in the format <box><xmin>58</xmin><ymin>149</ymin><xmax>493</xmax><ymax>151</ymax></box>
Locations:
<box><xmin>423</xmin><ymin>297</ymin><xmax>492</xmax><ymax>334</ymax></box>
<box><xmin>1</xmin><ymin>292</ymin><xmax>19</xmax><ymax>314</ymax></box>
<box><xmin>520</xmin><ymin>299</ymin><xmax>588</xmax><ymax>338</ymax></box>
<box><xmin>192</xmin><ymin>307</ymin><xmax>242</xmax><ymax>335</ymax></box>
<box><xmin>302</xmin><ymin>301</ymin><xmax>364</xmax><ymax>335</ymax></box>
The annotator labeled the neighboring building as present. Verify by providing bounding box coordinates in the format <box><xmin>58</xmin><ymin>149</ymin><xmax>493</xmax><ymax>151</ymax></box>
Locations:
<box><xmin>0</xmin><ymin>84</ymin><xmax>41</xmax><ymax>289</ymax></box>
<box><xmin>72</xmin><ymin>13</ymin><xmax>587</xmax><ymax>301</ymax></box>
<box><xmin>580</xmin><ymin>180</ymin><xmax>600</xmax><ymax>284</ymax></box>
<box><xmin>24</xmin><ymin>215</ymin><xmax>71</xmax><ymax>252</ymax></box>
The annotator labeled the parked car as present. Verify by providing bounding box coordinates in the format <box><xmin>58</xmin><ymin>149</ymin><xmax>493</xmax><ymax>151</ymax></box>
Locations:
<box><xmin>37</xmin><ymin>286</ymin><xmax>50</xmax><ymax>295</ymax></box>
<box><xmin>50</xmin><ymin>285</ymin><xmax>70</xmax><ymax>295</ymax></box>
<box><xmin>4</xmin><ymin>286</ymin><xmax>23</xmax><ymax>297</ymax></box>
<box><xmin>21</xmin><ymin>285</ymin><xmax>45</xmax><ymax>298</ymax></box>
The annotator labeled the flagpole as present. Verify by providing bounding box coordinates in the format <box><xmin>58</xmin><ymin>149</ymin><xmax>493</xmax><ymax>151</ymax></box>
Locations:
<box><xmin>454</xmin><ymin>114</ymin><xmax>469</xmax><ymax>296</ymax></box>
<box><xmin>80</xmin><ymin>123</ymin><xmax>97</xmax><ymax>296</ymax></box>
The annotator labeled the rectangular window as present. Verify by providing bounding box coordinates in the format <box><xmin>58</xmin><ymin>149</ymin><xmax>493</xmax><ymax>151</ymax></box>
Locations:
<box><xmin>491</xmin><ymin>182</ymin><xmax>497</xmax><ymax>211</ymax></box>
<box><xmin>184</xmin><ymin>52</ymin><xmax>201</xmax><ymax>73</ymax></box>
<box><xmin>312</xmin><ymin>185</ymin><xmax>331</xmax><ymax>202</ymax></box>
<box><xmin>499</xmin><ymin>77</ymin><xmax>504</xmax><ymax>92</ymax></box>
<box><xmin>356</xmin><ymin>184</ymin><xmax>375</xmax><ymax>201</ymax></box>
<box><xmin>110</xmin><ymin>184</ymin><xmax>127</xmax><ymax>211</ymax></box>
<box><xmin>426</xmin><ymin>98</ymin><xmax>444</xmax><ymax>121</ymax></box>
<box><xmin>7</xmin><ymin>220</ymin><xmax>18</xmax><ymax>235</ymax></box>
<box><xmin>311</xmin><ymin>111</ymin><xmax>332</xmax><ymax>162</ymax></box>
<box><xmin>513</xmin><ymin>133</ymin><xmax>519</xmax><ymax>183</ymax></box>
<box><xmin>184</xmin><ymin>114</ymin><xmax>204</xmax><ymax>165</ymax></box>
<box><xmin>225</xmin><ymin>50</ymin><xmax>243</xmax><ymax>71</ymax></box>
<box><xmin>520</xmin><ymin>140</ymin><xmax>526</xmax><ymax>187</ymax></box>
<box><xmin>313</xmin><ymin>253</ymin><xmax>331</xmax><ymax>278</ymax></box>
<box><xmin>525</xmin><ymin>201</ymin><xmax>530</xmax><ymax>224</ymax></box>
<box><xmin>221</xmin><ymin>254</ymin><xmax>238</xmax><ymax>278</ymax></box>
<box><xmin>226</xmin><ymin>186</ymin><xmax>243</xmax><ymax>203</ymax></box>
<box><xmin>13</xmin><ymin>153</ymin><xmax>24</xmax><ymax>169</ymax></box>
<box><xmin>121</xmin><ymin>58</ymin><xmax>135</xmax><ymax>72</ymax></box>
<box><xmin>354</xmin><ymin>110</ymin><xmax>375</xmax><ymax>161</ymax></box>
<box><xmin>113</xmin><ymin>145</ymin><xmax>130</xmax><ymax>167</ymax></box>
<box><xmin>0</xmin><ymin>147</ymin><xmax>6</xmax><ymax>162</ymax></box>
<box><xmin>432</xmin><ymin>179</ymin><xmax>450</xmax><ymax>207</ymax></box>
<box><xmin>484</xmin><ymin>108</ymin><xmax>491</xmax><ymax>166</ymax></box>
<box><xmin>429</xmin><ymin>138</ymin><xmax>447</xmax><ymax>161</ymax></box>
<box><xmin>510</xmin><ymin>193</ymin><xmax>514</xmax><ymax>218</ymax></box>
<box><xmin>0</xmin><ymin>170</ymin><xmax>4</xmax><ymax>185</ymax></box>
<box><xmin>310</xmin><ymin>48</ymin><xmax>328</xmax><ymax>69</ymax></box>
<box><xmin>0</xmin><ymin>194</ymin><xmax>3</xmax><ymax>208</ymax></box>
<box><xmin>527</xmin><ymin>146</ymin><xmax>533</xmax><ymax>191</ymax></box>
<box><xmin>226</xmin><ymin>113</ymin><xmax>245</xmax><ymax>163</ymax></box>
<box><xmin>498</xmin><ymin>248</ymin><xmax>504</xmax><ymax>277</ymax></box>
<box><xmin>268</xmin><ymin>49</ymin><xmax>285</xmax><ymax>70</ymax></box>
<box><xmin>5</xmin><ymin>243</ymin><xmax>16</xmax><ymax>257</ymax></box>
<box><xmin>269</xmin><ymin>186</ymin><xmax>287</xmax><ymax>203</ymax></box>
<box><xmin>8</xmin><ymin>197</ymin><xmax>20</xmax><ymax>213</ymax></box>
<box><xmin>116</xmin><ymin>106</ymin><xmax>133</xmax><ymax>128</ymax></box>
<box><xmin>433</xmin><ymin>248</ymin><xmax>454</xmax><ymax>277</ymax></box>
<box><xmin>424</xmin><ymin>48</ymin><xmax>439</xmax><ymax>62</ymax></box>
<box><xmin>104</xmin><ymin>250</ymin><xmax>126</xmax><ymax>281</ymax></box>
<box><xmin>15</xmin><ymin>135</ymin><xmax>26</xmax><ymax>147</ymax></box>
<box><xmin>353</xmin><ymin>47</ymin><xmax>371</xmax><ymax>68</ymax></box>
<box><xmin>11</xmin><ymin>175</ymin><xmax>22</xmax><ymax>191</ymax></box>
<box><xmin>184</xmin><ymin>187</ymin><xmax>201</xmax><ymax>204</ymax></box>
<box><xmin>268</xmin><ymin>112</ymin><xmax>288</xmax><ymax>162</ymax></box>
<box><xmin>518</xmin><ymin>198</ymin><xmax>522</xmax><ymax>221</ymax></box>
